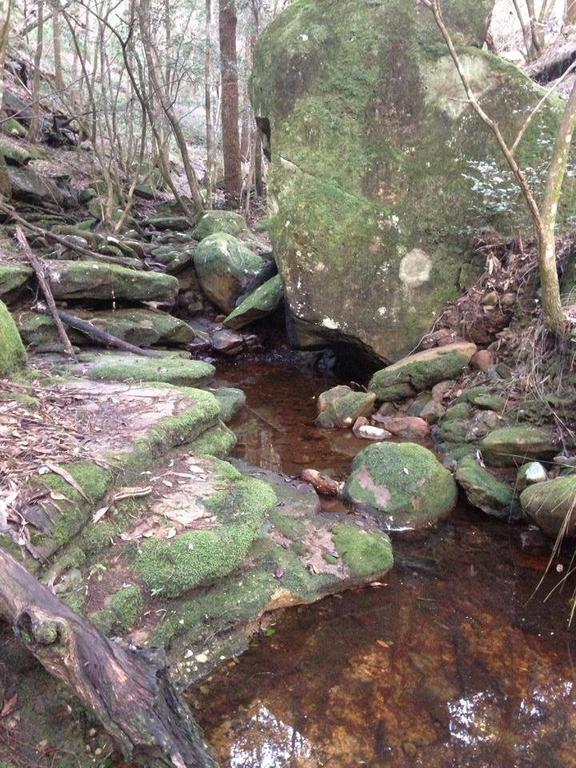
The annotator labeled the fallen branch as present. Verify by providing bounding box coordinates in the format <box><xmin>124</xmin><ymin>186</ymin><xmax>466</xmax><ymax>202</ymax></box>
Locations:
<box><xmin>46</xmin><ymin>307</ymin><xmax>164</xmax><ymax>358</ymax></box>
<box><xmin>0</xmin><ymin>547</ymin><xmax>218</xmax><ymax>768</ymax></box>
<box><xmin>1</xmin><ymin>203</ymin><xmax>143</xmax><ymax>268</ymax></box>
<box><xmin>15</xmin><ymin>226</ymin><xmax>77</xmax><ymax>360</ymax></box>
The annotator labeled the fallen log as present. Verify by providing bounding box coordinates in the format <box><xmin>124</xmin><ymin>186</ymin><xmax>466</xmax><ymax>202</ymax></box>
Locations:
<box><xmin>46</xmin><ymin>307</ymin><xmax>164</xmax><ymax>358</ymax></box>
<box><xmin>0</xmin><ymin>547</ymin><xmax>218</xmax><ymax>768</ymax></box>
<box><xmin>15</xmin><ymin>226</ymin><xmax>77</xmax><ymax>360</ymax></box>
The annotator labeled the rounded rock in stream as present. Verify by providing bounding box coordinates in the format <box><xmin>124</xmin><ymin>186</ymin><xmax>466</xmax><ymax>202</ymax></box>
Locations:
<box><xmin>344</xmin><ymin>441</ymin><xmax>457</xmax><ymax>529</ymax></box>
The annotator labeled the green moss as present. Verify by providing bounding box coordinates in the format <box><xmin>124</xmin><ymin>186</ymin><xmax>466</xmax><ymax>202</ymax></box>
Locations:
<box><xmin>0</xmin><ymin>300</ymin><xmax>26</xmax><ymax>376</ymax></box>
<box><xmin>269</xmin><ymin>507</ymin><xmax>306</xmax><ymax>538</ymax></box>
<box><xmin>78</xmin><ymin>521</ymin><xmax>118</xmax><ymax>556</ymax></box>
<box><xmin>439</xmin><ymin>419</ymin><xmax>471</xmax><ymax>443</ymax></box>
<box><xmin>481</xmin><ymin>426</ymin><xmax>559</xmax><ymax>467</ymax></box>
<box><xmin>521</xmin><ymin>475</ymin><xmax>576</xmax><ymax>536</ymax></box>
<box><xmin>109</xmin><ymin>585</ymin><xmax>144</xmax><ymax>632</ymax></box>
<box><xmin>332</xmin><ymin>523</ymin><xmax>393</xmax><ymax>577</ymax></box>
<box><xmin>0</xmin><ymin>264</ymin><xmax>32</xmax><ymax>297</ymax></box>
<box><xmin>211</xmin><ymin>387</ymin><xmax>247</xmax><ymax>423</ymax></box>
<box><xmin>135</xmin><ymin>476</ymin><xmax>276</xmax><ymax>597</ymax></box>
<box><xmin>225</xmin><ymin>274</ymin><xmax>284</xmax><ymax>330</ymax></box>
<box><xmin>345</xmin><ymin>441</ymin><xmax>457</xmax><ymax>528</ymax></box>
<box><xmin>455</xmin><ymin>455</ymin><xmax>516</xmax><ymax>519</ymax></box>
<box><xmin>193</xmin><ymin>210</ymin><xmax>248</xmax><ymax>240</ymax></box>
<box><xmin>87</xmin><ymin>356</ymin><xmax>215</xmax><ymax>386</ymax></box>
<box><xmin>443</xmin><ymin>402</ymin><xmax>472</xmax><ymax>421</ymax></box>
<box><xmin>189</xmin><ymin>421</ymin><xmax>237</xmax><ymax>457</ymax></box>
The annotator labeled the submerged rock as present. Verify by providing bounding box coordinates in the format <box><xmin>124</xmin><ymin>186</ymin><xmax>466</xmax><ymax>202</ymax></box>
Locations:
<box><xmin>481</xmin><ymin>426</ymin><xmax>559</xmax><ymax>467</ymax></box>
<box><xmin>520</xmin><ymin>475</ymin><xmax>576</xmax><ymax>537</ymax></box>
<box><xmin>455</xmin><ymin>455</ymin><xmax>517</xmax><ymax>520</ymax></box>
<box><xmin>194</xmin><ymin>233</ymin><xmax>264</xmax><ymax>313</ymax></box>
<box><xmin>315</xmin><ymin>385</ymin><xmax>376</xmax><ymax>428</ymax></box>
<box><xmin>344</xmin><ymin>441</ymin><xmax>457</xmax><ymax>529</ymax></box>
<box><xmin>193</xmin><ymin>210</ymin><xmax>248</xmax><ymax>241</ymax></box>
<box><xmin>251</xmin><ymin>0</ymin><xmax>576</xmax><ymax>360</ymax></box>
<box><xmin>224</xmin><ymin>274</ymin><xmax>284</xmax><ymax>329</ymax></box>
<box><xmin>369</xmin><ymin>343</ymin><xmax>477</xmax><ymax>402</ymax></box>
<box><xmin>0</xmin><ymin>299</ymin><xmax>26</xmax><ymax>376</ymax></box>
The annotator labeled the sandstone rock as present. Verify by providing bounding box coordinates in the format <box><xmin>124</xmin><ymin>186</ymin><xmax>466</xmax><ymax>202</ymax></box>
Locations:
<box><xmin>16</xmin><ymin>308</ymin><xmax>196</xmax><ymax>350</ymax></box>
<box><xmin>373</xmin><ymin>414</ymin><xmax>430</xmax><ymax>441</ymax></box>
<box><xmin>224</xmin><ymin>274</ymin><xmax>284</xmax><ymax>329</ymax></box>
<box><xmin>455</xmin><ymin>455</ymin><xmax>517</xmax><ymax>519</ymax></box>
<box><xmin>520</xmin><ymin>476</ymin><xmax>576</xmax><ymax>537</ymax></box>
<box><xmin>344</xmin><ymin>441</ymin><xmax>457</xmax><ymax>529</ymax></box>
<box><xmin>251</xmin><ymin>0</ymin><xmax>576</xmax><ymax>360</ymax></box>
<box><xmin>0</xmin><ymin>263</ymin><xmax>32</xmax><ymax>299</ymax></box>
<box><xmin>352</xmin><ymin>417</ymin><xmax>391</xmax><ymax>441</ymax></box>
<box><xmin>470</xmin><ymin>349</ymin><xmax>494</xmax><ymax>371</ymax></box>
<box><xmin>73</xmin><ymin>353</ymin><xmax>215</xmax><ymax>386</ymax></box>
<box><xmin>45</xmin><ymin>260</ymin><xmax>179</xmax><ymax>303</ymax></box>
<box><xmin>481</xmin><ymin>426</ymin><xmax>560</xmax><ymax>467</ymax></box>
<box><xmin>315</xmin><ymin>386</ymin><xmax>376</xmax><ymax>428</ymax></box>
<box><xmin>211</xmin><ymin>387</ymin><xmax>247</xmax><ymax>422</ymax></box>
<box><xmin>0</xmin><ymin>300</ymin><xmax>26</xmax><ymax>376</ymax></box>
<box><xmin>369</xmin><ymin>343</ymin><xmax>477</xmax><ymax>402</ymax></box>
<box><xmin>194</xmin><ymin>233</ymin><xmax>264</xmax><ymax>313</ymax></box>
<box><xmin>193</xmin><ymin>210</ymin><xmax>248</xmax><ymax>241</ymax></box>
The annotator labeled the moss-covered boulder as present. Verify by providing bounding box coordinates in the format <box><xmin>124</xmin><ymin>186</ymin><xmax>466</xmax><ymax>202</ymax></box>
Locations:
<box><xmin>149</xmin><ymin>243</ymin><xmax>195</xmax><ymax>274</ymax></box>
<box><xmin>344</xmin><ymin>441</ymin><xmax>457</xmax><ymax>528</ymax></box>
<box><xmin>78</xmin><ymin>354</ymin><xmax>215</xmax><ymax>386</ymax></box>
<box><xmin>369</xmin><ymin>343</ymin><xmax>477</xmax><ymax>402</ymax></box>
<box><xmin>7</xmin><ymin>166</ymin><xmax>65</xmax><ymax>205</ymax></box>
<box><xmin>16</xmin><ymin>308</ymin><xmax>195</xmax><ymax>350</ymax></box>
<box><xmin>211</xmin><ymin>386</ymin><xmax>247</xmax><ymax>422</ymax></box>
<box><xmin>251</xmin><ymin>0</ymin><xmax>576</xmax><ymax>361</ymax></box>
<box><xmin>520</xmin><ymin>476</ymin><xmax>576</xmax><ymax>537</ymax></box>
<box><xmin>224</xmin><ymin>274</ymin><xmax>284</xmax><ymax>329</ymax></box>
<box><xmin>315</xmin><ymin>385</ymin><xmax>376</xmax><ymax>428</ymax></box>
<box><xmin>0</xmin><ymin>263</ymin><xmax>32</xmax><ymax>299</ymax></box>
<box><xmin>0</xmin><ymin>300</ymin><xmax>26</xmax><ymax>376</ymax></box>
<box><xmin>455</xmin><ymin>455</ymin><xmax>517</xmax><ymax>519</ymax></box>
<box><xmin>194</xmin><ymin>233</ymin><xmax>264</xmax><ymax>313</ymax></box>
<box><xmin>193</xmin><ymin>210</ymin><xmax>248</xmax><ymax>241</ymax></box>
<box><xmin>481</xmin><ymin>426</ymin><xmax>560</xmax><ymax>467</ymax></box>
<box><xmin>45</xmin><ymin>260</ymin><xmax>179</xmax><ymax>302</ymax></box>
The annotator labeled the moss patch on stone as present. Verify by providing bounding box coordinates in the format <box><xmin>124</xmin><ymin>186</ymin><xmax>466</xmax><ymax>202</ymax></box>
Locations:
<box><xmin>332</xmin><ymin>523</ymin><xmax>393</xmax><ymax>577</ymax></box>
<box><xmin>224</xmin><ymin>274</ymin><xmax>284</xmax><ymax>329</ymax></box>
<box><xmin>0</xmin><ymin>264</ymin><xmax>32</xmax><ymax>298</ymax></box>
<box><xmin>211</xmin><ymin>387</ymin><xmax>247</xmax><ymax>423</ymax></box>
<box><xmin>109</xmin><ymin>584</ymin><xmax>144</xmax><ymax>632</ymax></box>
<box><xmin>193</xmin><ymin>210</ymin><xmax>248</xmax><ymax>241</ymax></box>
<box><xmin>455</xmin><ymin>455</ymin><xmax>516</xmax><ymax>519</ymax></box>
<box><xmin>189</xmin><ymin>421</ymin><xmax>237</xmax><ymax>457</ymax></box>
<box><xmin>135</xmin><ymin>474</ymin><xmax>277</xmax><ymax>597</ymax></box>
<box><xmin>0</xmin><ymin>300</ymin><xmax>26</xmax><ymax>376</ymax></box>
<box><xmin>85</xmin><ymin>355</ymin><xmax>215</xmax><ymax>386</ymax></box>
<box><xmin>481</xmin><ymin>426</ymin><xmax>559</xmax><ymax>467</ymax></box>
<box><xmin>520</xmin><ymin>475</ymin><xmax>576</xmax><ymax>537</ymax></box>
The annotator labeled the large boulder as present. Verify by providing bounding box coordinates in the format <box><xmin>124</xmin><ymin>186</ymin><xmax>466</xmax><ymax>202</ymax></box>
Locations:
<box><xmin>251</xmin><ymin>0</ymin><xmax>576</xmax><ymax>361</ymax></box>
<box><xmin>194</xmin><ymin>233</ymin><xmax>264</xmax><ymax>313</ymax></box>
<box><xmin>0</xmin><ymin>300</ymin><xmax>26</xmax><ymax>376</ymax></box>
<box><xmin>344</xmin><ymin>441</ymin><xmax>457</xmax><ymax>528</ymax></box>
<box><xmin>193</xmin><ymin>210</ymin><xmax>248</xmax><ymax>241</ymax></box>
<box><xmin>45</xmin><ymin>260</ymin><xmax>179</xmax><ymax>303</ymax></box>
<box><xmin>369</xmin><ymin>343</ymin><xmax>477</xmax><ymax>401</ymax></box>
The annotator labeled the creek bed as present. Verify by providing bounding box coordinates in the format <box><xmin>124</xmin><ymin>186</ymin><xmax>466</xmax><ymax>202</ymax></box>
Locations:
<box><xmin>190</xmin><ymin>360</ymin><xmax>576</xmax><ymax>768</ymax></box>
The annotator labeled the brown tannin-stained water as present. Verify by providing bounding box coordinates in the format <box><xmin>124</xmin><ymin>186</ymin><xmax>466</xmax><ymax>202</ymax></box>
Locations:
<box><xmin>192</xmin><ymin>361</ymin><xmax>576</xmax><ymax>768</ymax></box>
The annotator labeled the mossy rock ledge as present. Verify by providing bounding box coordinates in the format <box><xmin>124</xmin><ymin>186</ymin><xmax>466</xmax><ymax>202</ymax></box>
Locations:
<box><xmin>0</xmin><ymin>300</ymin><xmax>26</xmax><ymax>376</ymax></box>
<box><xmin>344</xmin><ymin>441</ymin><xmax>457</xmax><ymax>529</ymax></box>
<box><xmin>251</xmin><ymin>0</ymin><xmax>576</xmax><ymax>361</ymax></box>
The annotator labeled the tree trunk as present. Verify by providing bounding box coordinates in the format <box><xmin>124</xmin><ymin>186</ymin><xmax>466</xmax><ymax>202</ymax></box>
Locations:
<box><xmin>28</xmin><ymin>0</ymin><xmax>45</xmax><ymax>142</ymax></box>
<box><xmin>0</xmin><ymin>0</ymin><xmax>12</xmax><ymax>113</ymax></box>
<box><xmin>219</xmin><ymin>0</ymin><xmax>241</xmax><ymax>206</ymax></box>
<box><xmin>51</xmin><ymin>0</ymin><xmax>64</xmax><ymax>91</ymax></box>
<box><xmin>566</xmin><ymin>0</ymin><xmax>576</xmax><ymax>25</ymax></box>
<box><xmin>205</xmin><ymin>0</ymin><xmax>215</xmax><ymax>205</ymax></box>
<box><xmin>0</xmin><ymin>548</ymin><xmax>218</xmax><ymax>768</ymax></box>
<box><xmin>137</xmin><ymin>0</ymin><xmax>205</xmax><ymax>215</ymax></box>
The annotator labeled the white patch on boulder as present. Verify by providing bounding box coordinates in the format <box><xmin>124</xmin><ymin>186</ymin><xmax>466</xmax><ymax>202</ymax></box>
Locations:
<box><xmin>321</xmin><ymin>317</ymin><xmax>339</xmax><ymax>329</ymax></box>
<box><xmin>399</xmin><ymin>249</ymin><xmax>432</xmax><ymax>288</ymax></box>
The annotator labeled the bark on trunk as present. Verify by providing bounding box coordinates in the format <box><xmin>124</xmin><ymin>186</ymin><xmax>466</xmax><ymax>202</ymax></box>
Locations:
<box><xmin>219</xmin><ymin>0</ymin><xmax>241</xmax><ymax>205</ymax></box>
<box><xmin>0</xmin><ymin>548</ymin><xmax>218</xmax><ymax>768</ymax></box>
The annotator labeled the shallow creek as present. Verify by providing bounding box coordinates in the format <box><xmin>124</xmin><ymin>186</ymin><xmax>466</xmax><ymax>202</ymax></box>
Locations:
<box><xmin>188</xmin><ymin>360</ymin><xmax>576</xmax><ymax>768</ymax></box>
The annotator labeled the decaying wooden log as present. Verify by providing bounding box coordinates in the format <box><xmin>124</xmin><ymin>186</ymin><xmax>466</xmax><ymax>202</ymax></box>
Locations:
<box><xmin>0</xmin><ymin>548</ymin><xmax>218</xmax><ymax>768</ymax></box>
<box><xmin>48</xmin><ymin>307</ymin><xmax>164</xmax><ymax>358</ymax></box>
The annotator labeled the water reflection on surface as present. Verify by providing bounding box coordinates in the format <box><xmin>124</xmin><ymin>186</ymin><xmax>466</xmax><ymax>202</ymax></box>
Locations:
<box><xmin>197</xmin><ymin>362</ymin><xmax>576</xmax><ymax>768</ymax></box>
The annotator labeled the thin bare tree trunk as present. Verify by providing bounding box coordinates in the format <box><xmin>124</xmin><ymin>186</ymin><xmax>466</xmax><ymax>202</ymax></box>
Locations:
<box><xmin>51</xmin><ymin>0</ymin><xmax>65</xmax><ymax>91</ymax></box>
<box><xmin>137</xmin><ymin>0</ymin><xmax>205</xmax><ymax>215</ymax></box>
<box><xmin>219</xmin><ymin>0</ymin><xmax>241</xmax><ymax>205</ymax></box>
<box><xmin>0</xmin><ymin>0</ymin><xmax>12</xmax><ymax>114</ymax></box>
<box><xmin>28</xmin><ymin>0</ymin><xmax>45</xmax><ymax>142</ymax></box>
<box><xmin>205</xmin><ymin>0</ymin><xmax>215</xmax><ymax>206</ymax></box>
